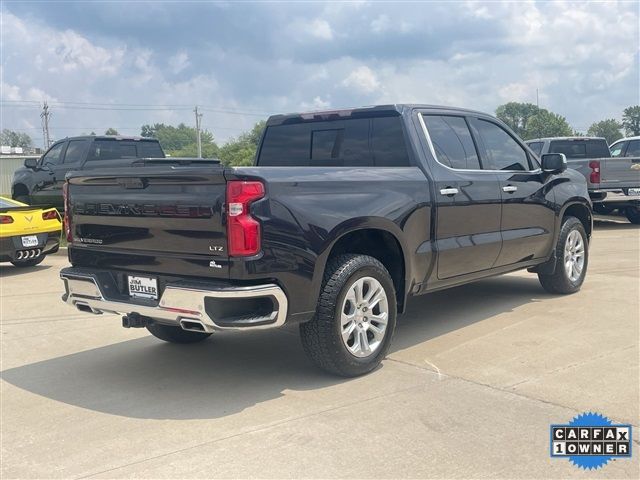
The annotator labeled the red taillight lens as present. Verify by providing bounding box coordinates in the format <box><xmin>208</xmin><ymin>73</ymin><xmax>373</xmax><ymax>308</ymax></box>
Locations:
<box><xmin>589</xmin><ymin>160</ymin><xmax>601</xmax><ymax>184</ymax></box>
<box><xmin>62</xmin><ymin>182</ymin><xmax>73</xmax><ymax>242</ymax></box>
<box><xmin>226</xmin><ymin>180</ymin><xmax>265</xmax><ymax>256</ymax></box>
<box><xmin>42</xmin><ymin>210</ymin><xmax>60</xmax><ymax>221</ymax></box>
<box><xmin>0</xmin><ymin>215</ymin><xmax>14</xmax><ymax>224</ymax></box>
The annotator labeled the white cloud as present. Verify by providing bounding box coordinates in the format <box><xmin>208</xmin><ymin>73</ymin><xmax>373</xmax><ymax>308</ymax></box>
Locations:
<box><xmin>341</xmin><ymin>66</ymin><xmax>381</xmax><ymax>94</ymax></box>
<box><xmin>168</xmin><ymin>51</ymin><xmax>190</xmax><ymax>74</ymax></box>
<box><xmin>309</xmin><ymin>18</ymin><xmax>333</xmax><ymax>40</ymax></box>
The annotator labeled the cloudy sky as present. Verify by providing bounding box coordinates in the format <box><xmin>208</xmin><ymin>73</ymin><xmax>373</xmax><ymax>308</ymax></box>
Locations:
<box><xmin>1</xmin><ymin>1</ymin><xmax>638</xmax><ymax>147</ymax></box>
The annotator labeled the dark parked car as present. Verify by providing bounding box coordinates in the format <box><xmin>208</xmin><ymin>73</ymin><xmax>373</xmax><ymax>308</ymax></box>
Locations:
<box><xmin>60</xmin><ymin>105</ymin><xmax>592</xmax><ymax>376</ymax></box>
<box><xmin>12</xmin><ymin>135</ymin><xmax>165</xmax><ymax>210</ymax></box>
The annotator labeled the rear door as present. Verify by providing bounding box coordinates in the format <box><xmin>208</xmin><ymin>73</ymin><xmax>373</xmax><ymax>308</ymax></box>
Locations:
<box><xmin>419</xmin><ymin>113</ymin><xmax>503</xmax><ymax>279</ymax></box>
<box><xmin>469</xmin><ymin>118</ymin><xmax>555</xmax><ymax>267</ymax></box>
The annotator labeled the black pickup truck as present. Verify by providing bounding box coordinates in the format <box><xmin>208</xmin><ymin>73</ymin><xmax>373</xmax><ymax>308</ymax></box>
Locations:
<box><xmin>12</xmin><ymin>135</ymin><xmax>165</xmax><ymax>210</ymax></box>
<box><xmin>60</xmin><ymin>105</ymin><xmax>592</xmax><ymax>376</ymax></box>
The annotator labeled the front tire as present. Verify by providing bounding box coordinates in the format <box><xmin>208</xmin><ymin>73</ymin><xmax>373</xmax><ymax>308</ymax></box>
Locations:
<box><xmin>625</xmin><ymin>206</ymin><xmax>640</xmax><ymax>225</ymax></box>
<box><xmin>538</xmin><ymin>216</ymin><xmax>588</xmax><ymax>294</ymax></box>
<box><xmin>11</xmin><ymin>256</ymin><xmax>45</xmax><ymax>268</ymax></box>
<box><xmin>146</xmin><ymin>322</ymin><xmax>211</xmax><ymax>344</ymax></box>
<box><xmin>300</xmin><ymin>254</ymin><xmax>397</xmax><ymax>377</ymax></box>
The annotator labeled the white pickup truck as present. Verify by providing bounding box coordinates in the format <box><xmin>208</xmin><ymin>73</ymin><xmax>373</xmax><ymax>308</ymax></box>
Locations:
<box><xmin>526</xmin><ymin>136</ymin><xmax>640</xmax><ymax>224</ymax></box>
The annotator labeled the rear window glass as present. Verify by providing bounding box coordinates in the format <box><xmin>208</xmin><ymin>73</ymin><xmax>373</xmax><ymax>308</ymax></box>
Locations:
<box><xmin>549</xmin><ymin>140</ymin><xmax>610</xmax><ymax>159</ymax></box>
<box><xmin>138</xmin><ymin>141</ymin><xmax>165</xmax><ymax>158</ymax></box>
<box><xmin>88</xmin><ymin>141</ymin><xmax>137</xmax><ymax>161</ymax></box>
<box><xmin>0</xmin><ymin>198</ymin><xmax>20</xmax><ymax>208</ymax></box>
<box><xmin>423</xmin><ymin>115</ymin><xmax>480</xmax><ymax>170</ymax></box>
<box><xmin>527</xmin><ymin>142</ymin><xmax>543</xmax><ymax>156</ymax></box>
<box><xmin>258</xmin><ymin>116</ymin><xmax>409</xmax><ymax>167</ymax></box>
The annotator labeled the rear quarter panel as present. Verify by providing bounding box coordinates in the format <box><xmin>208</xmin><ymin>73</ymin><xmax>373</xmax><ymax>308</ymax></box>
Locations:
<box><xmin>226</xmin><ymin>166</ymin><xmax>432</xmax><ymax>320</ymax></box>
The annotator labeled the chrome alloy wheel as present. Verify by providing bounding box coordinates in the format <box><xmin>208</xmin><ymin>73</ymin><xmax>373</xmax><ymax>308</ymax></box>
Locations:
<box><xmin>340</xmin><ymin>276</ymin><xmax>389</xmax><ymax>358</ymax></box>
<box><xmin>564</xmin><ymin>230</ymin><xmax>585</xmax><ymax>282</ymax></box>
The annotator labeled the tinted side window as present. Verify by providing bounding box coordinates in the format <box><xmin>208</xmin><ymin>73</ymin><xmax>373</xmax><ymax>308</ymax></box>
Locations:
<box><xmin>42</xmin><ymin>143</ymin><xmax>65</xmax><ymax>166</ymax></box>
<box><xmin>258</xmin><ymin>116</ymin><xmax>409</xmax><ymax>167</ymax></box>
<box><xmin>88</xmin><ymin>141</ymin><xmax>137</xmax><ymax>161</ymax></box>
<box><xmin>625</xmin><ymin>140</ymin><xmax>640</xmax><ymax>157</ymax></box>
<box><xmin>138</xmin><ymin>141</ymin><xmax>164</xmax><ymax>158</ymax></box>
<box><xmin>423</xmin><ymin>115</ymin><xmax>480</xmax><ymax>169</ymax></box>
<box><xmin>527</xmin><ymin>142</ymin><xmax>543</xmax><ymax>156</ymax></box>
<box><xmin>610</xmin><ymin>142</ymin><xmax>626</xmax><ymax>157</ymax></box>
<box><xmin>472</xmin><ymin>119</ymin><xmax>530</xmax><ymax>171</ymax></box>
<box><xmin>63</xmin><ymin>140</ymin><xmax>89</xmax><ymax>164</ymax></box>
<box><xmin>371</xmin><ymin>116</ymin><xmax>410</xmax><ymax>167</ymax></box>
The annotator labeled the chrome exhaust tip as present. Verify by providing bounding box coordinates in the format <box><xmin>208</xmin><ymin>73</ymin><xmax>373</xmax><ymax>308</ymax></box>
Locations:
<box><xmin>180</xmin><ymin>319</ymin><xmax>206</xmax><ymax>333</ymax></box>
<box><xmin>16</xmin><ymin>251</ymin><xmax>23</xmax><ymax>260</ymax></box>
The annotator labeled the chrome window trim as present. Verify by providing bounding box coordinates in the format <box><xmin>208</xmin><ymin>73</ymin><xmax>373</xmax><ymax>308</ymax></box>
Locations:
<box><xmin>417</xmin><ymin>111</ymin><xmax>541</xmax><ymax>174</ymax></box>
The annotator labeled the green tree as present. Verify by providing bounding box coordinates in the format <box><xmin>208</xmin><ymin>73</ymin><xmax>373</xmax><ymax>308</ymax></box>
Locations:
<box><xmin>523</xmin><ymin>110</ymin><xmax>573</xmax><ymax>139</ymax></box>
<box><xmin>586</xmin><ymin>119</ymin><xmax>623</xmax><ymax>144</ymax></box>
<box><xmin>218</xmin><ymin>121</ymin><xmax>266</xmax><ymax>166</ymax></box>
<box><xmin>141</xmin><ymin>123</ymin><xmax>218</xmax><ymax>157</ymax></box>
<box><xmin>622</xmin><ymin>105</ymin><xmax>640</xmax><ymax>136</ymax></box>
<box><xmin>0</xmin><ymin>129</ymin><xmax>32</xmax><ymax>148</ymax></box>
<box><xmin>104</xmin><ymin>128</ymin><xmax>119</xmax><ymax>135</ymax></box>
<box><xmin>495</xmin><ymin>102</ymin><xmax>540</xmax><ymax>138</ymax></box>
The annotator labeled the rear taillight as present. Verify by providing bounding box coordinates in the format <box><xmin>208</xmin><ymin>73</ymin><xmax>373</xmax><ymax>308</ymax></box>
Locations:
<box><xmin>62</xmin><ymin>182</ymin><xmax>73</xmax><ymax>242</ymax></box>
<box><xmin>589</xmin><ymin>160</ymin><xmax>601</xmax><ymax>184</ymax></box>
<box><xmin>0</xmin><ymin>215</ymin><xmax>13</xmax><ymax>224</ymax></box>
<box><xmin>226</xmin><ymin>180</ymin><xmax>265</xmax><ymax>256</ymax></box>
<box><xmin>42</xmin><ymin>210</ymin><xmax>60</xmax><ymax>221</ymax></box>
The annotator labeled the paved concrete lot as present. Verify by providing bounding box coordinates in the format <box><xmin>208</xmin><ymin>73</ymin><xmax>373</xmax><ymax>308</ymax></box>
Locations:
<box><xmin>1</xmin><ymin>217</ymin><xmax>638</xmax><ymax>479</ymax></box>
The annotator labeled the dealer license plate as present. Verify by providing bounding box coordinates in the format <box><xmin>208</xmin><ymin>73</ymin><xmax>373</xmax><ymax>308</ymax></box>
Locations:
<box><xmin>21</xmin><ymin>235</ymin><xmax>38</xmax><ymax>247</ymax></box>
<box><xmin>626</xmin><ymin>187</ymin><xmax>640</xmax><ymax>196</ymax></box>
<box><xmin>128</xmin><ymin>275</ymin><xmax>158</xmax><ymax>299</ymax></box>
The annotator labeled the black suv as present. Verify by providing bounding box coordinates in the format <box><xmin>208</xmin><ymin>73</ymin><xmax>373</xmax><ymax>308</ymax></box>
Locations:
<box><xmin>12</xmin><ymin>135</ymin><xmax>165</xmax><ymax>210</ymax></box>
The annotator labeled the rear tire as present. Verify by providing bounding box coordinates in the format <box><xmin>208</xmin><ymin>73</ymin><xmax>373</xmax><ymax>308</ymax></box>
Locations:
<box><xmin>300</xmin><ymin>254</ymin><xmax>397</xmax><ymax>377</ymax></box>
<box><xmin>11</xmin><ymin>256</ymin><xmax>45</xmax><ymax>268</ymax></box>
<box><xmin>538</xmin><ymin>216</ymin><xmax>588</xmax><ymax>294</ymax></box>
<box><xmin>625</xmin><ymin>206</ymin><xmax>640</xmax><ymax>225</ymax></box>
<box><xmin>146</xmin><ymin>322</ymin><xmax>211</xmax><ymax>344</ymax></box>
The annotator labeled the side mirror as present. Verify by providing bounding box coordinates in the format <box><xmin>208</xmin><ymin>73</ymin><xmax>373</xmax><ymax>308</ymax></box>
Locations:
<box><xmin>541</xmin><ymin>153</ymin><xmax>567</xmax><ymax>173</ymax></box>
<box><xmin>24</xmin><ymin>158</ymin><xmax>38</xmax><ymax>169</ymax></box>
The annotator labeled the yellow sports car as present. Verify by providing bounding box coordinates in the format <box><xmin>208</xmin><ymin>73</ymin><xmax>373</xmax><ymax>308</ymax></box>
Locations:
<box><xmin>0</xmin><ymin>197</ymin><xmax>62</xmax><ymax>267</ymax></box>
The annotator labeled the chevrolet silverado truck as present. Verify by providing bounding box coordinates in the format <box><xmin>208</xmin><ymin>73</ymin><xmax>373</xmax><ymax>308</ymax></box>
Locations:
<box><xmin>60</xmin><ymin>105</ymin><xmax>592</xmax><ymax>377</ymax></box>
<box><xmin>526</xmin><ymin>136</ymin><xmax>640</xmax><ymax>223</ymax></box>
<box><xmin>12</xmin><ymin>135</ymin><xmax>165</xmax><ymax>210</ymax></box>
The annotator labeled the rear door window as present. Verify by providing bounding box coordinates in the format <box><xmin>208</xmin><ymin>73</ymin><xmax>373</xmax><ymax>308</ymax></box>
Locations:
<box><xmin>422</xmin><ymin>115</ymin><xmax>480</xmax><ymax>169</ymax></box>
<box><xmin>625</xmin><ymin>140</ymin><xmax>640</xmax><ymax>157</ymax></box>
<box><xmin>470</xmin><ymin>119</ymin><xmax>530</xmax><ymax>171</ymax></box>
<box><xmin>258</xmin><ymin>116</ymin><xmax>409</xmax><ymax>167</ymax></box>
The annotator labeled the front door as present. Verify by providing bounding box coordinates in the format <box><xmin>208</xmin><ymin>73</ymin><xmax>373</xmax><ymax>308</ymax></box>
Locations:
<box><xmin>468</xmin><ymin>117</ymin><xmax>555</xmax><ymax>267</ymax></box>
<box><xmin>419</xmin><ymin>113</ymin><xmax>503</xmax><ymax>279</ymax></box>
<box><xmin>30</xmin><ymin>141</ymin><xmax>67</xmax><ymax>207</ymax></box>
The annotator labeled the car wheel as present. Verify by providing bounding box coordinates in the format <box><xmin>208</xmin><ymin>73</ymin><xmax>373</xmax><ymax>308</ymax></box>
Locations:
<box><xmin>300</xmin><ymin>254</ymin><xmax>397</xmax><ymax>377</ymax></box>
<box><xmin>625</xmin><ymin>206</ymin><xmax>640</xmax><ymax>225</ymax></box>
<box><xmin>538</xmin><ymin>216</ymin><xmax>588</xmax><ymax>294</ymax></box>
<box><xmin>11</xmin><ymin>256</ymin><xmax>45</xmax><ymax>268</ymax></box>
<box><xmin>146</xmin><ymin>322</ymin><xmax>211</xmax><ymax>344</ymax></box>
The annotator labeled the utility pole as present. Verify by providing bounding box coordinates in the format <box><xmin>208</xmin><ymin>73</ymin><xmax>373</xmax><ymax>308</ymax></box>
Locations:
<box><xmin>41</xmin><ymin>101</ymin><xmax>52</xmax><ymax>148</ymax></box>
<box><xmin>194</xmin><ymin>106</ymin><xmax>203</xmax><ymax>158</ymax></box>
<box><xmin>536</xmin><ymin>88</ymin><xmax>539</xmax><ymax>108</ymax></box>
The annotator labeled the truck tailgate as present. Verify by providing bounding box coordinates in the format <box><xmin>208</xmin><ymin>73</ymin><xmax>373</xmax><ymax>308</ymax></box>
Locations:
<box><xmin>67</xmin><ymin>166</ymin><xmax>229</xmax><ymax>278</ymax></box>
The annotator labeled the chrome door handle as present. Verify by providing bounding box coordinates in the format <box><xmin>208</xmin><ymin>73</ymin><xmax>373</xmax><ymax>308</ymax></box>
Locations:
<box><xmin>502</xmin><ymin>185</ymin><xmax>518</xmax><ymax>193</ymax></box>
<box><xmin>439</xmin><ymin>187</ymin><xmax>459</xmax><ymax>196</ymax></box>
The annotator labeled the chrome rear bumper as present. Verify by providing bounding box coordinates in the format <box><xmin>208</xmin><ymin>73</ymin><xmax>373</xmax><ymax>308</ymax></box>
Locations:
<box><xmin>60</xmin><ymin>270</ymin><xmax>288</xmax><ymax>333</ymax></box>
